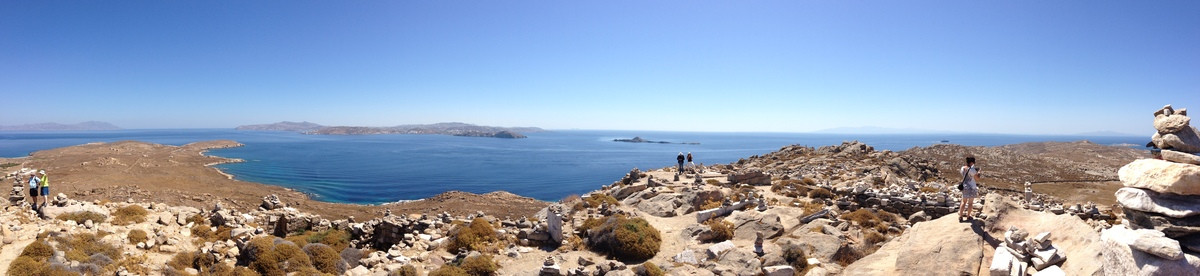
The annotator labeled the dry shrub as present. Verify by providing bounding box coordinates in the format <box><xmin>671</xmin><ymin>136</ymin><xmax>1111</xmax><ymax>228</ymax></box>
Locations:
<box><xmin>560</xmin><ymin>194</ymin><xmax>582</xmax><ymax>204</ymax></box>
<box><xmin>640</xmin><ymin>262</ymin><xmax>664</xmax><ymax>276</ymax></box>
<box><xmin>111</xmin><ymin>254</ymin><xmax>150</xmax><ymax>275</ymax></box>
<box><xmin>587</xmin><ymin>215</ymin><xmax>661</xmax><ymax>262</ymax></box>
<box><xmin>391</xmin><ymin>264</ymin><xmax>419</xmax><ymax>276</ymax></box>
<box><xmin>702</xmin><ymin>219</ymin><xmax>734</xmax><ymax>243</ymax></box>
<box><xmin>167</xmin><ymin>251</ymin><xmax>197</xmax><ymax>271</ymax></box>
<box><xmin>428</xmin><ymin>265</ymin><xmax>468</xmax><ymax>276</ymax></box>
<box><xmin>186</xmin><ymin>214</ymin><xmax>207</xmax><ymax>226</ymax></box>
<box><xmin>274</xmin><ymin>242</ymin><xmax>312</xmax><ymax>273</ymax></box>
<box><xmin>192</xmin><ymin>224</ymin><xmax>214</xmax><ymax>242</ymax></box>
<box><xmin>304</xmin><ymin>243</ymin><xmax>346</xmax><ymax>275</ymax></box>
<box><xmin>56</xmin><ymin>211</ymin><xmax>107</xmax><ymax>224</ymax></box>
<box><xmin>8</xmin><ymin>256</ymin><xmax>76</xmax><ymax>276</ymax></box>
<box><xmin>112</xmin><ymin>205</ymin><xmax>148</xmax><ymax>225</ymax></box>
<box><xmin>919</xmin><ymin>186</ymin><xmax>940</xmax><ymax>193</ymax></box>
<box><xmin>20</xmin><ymin>240</ymin><xmax>54</xmax><ymax>260</ymax></box>
<box><xmin>808</xmin><ymin>188</ymin><xmax>834</xmax><ymax>199</ymax></box>
<box><xmin>833</xmin><ymin>244</ymin><xmax>866</xmax><ymax>267</ymax></box>
<box><xmin>782</xmin><ymin>243</ymin><xmax>810</xmax><ymax>274</ymax></box>
<box><xmin>585</xmin><ymin>193</ymin><xmax>619</xmax><ymax>207</ymax></box>
<box><xmin>459</xmin><ymin>254</ymin><xmax>498</xmax><ymax>276</ymax></box>
<box><xmin>128</xmin><ymin>229</ymin><xmax>149</xmax><ymax>245</ymax></box>
<box><xmin>698</xmin><ymin>198</ymin><xmax>722</xmax><ymax>211</ymax></box>
<box><xmin>307</xmin><ymin>229</ymin><xmax>351</xmax><ymax>252</ymax></box>
<box><xmin>448</xmin><ymin>218</ymin><xmax>497</xmax><ymax>252</ymax></box>
<box><xmin>843</xmin><ymin>209</ymin><xmax>880</xmax><ymax>229</ymax></box>
<box><xmin>245</xmin><ymin>237</ymin><xmax>285</xmax><ymax>276</ymax></box>
<box><xmin>864</xmin><ymin>230</ymin><xmax>887</xmax><ymax>245</ymax></box>
<box><xmin>54</xmin><ymin>232</ymin><xmax>120</xmax><ymax>264</ymax></box>
<box><xmin>801</xmin><ymin>201</ymin><xmax>825</xmax><ymax>217</ymax></box>
<box><xmin>802</xmin><ymin>177</ymin><xmax>818</xmax><ymax>185</ymax></box>
<box><xmin>705</xmin><ymin>179</ymin><xmax>721</xmax><ymax>185</ymax></box>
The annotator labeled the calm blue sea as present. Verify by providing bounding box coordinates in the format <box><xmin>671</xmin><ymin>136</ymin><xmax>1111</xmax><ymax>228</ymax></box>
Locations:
<box><xmin>0</xmin><ymin>129</ymin><xmax>1146</xmax><ymax>204</ymax></box>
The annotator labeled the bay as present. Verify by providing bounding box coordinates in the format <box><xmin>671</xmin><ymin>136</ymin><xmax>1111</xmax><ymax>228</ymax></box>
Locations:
<box><xmin>0</xmin><ymin>129</ymin><xmax>1145</xmax><ymax>204</ymax></box>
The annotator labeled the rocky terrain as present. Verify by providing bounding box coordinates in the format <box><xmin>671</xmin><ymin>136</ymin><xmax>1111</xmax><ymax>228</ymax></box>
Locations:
<box><xmin>0</xmin><ymin>121</ymin><xmax>121</xmax><ymax>131</ymax></box>
<box><xmin>300</xmin><ymin>122</ymin><xmax>543</xmax><ymax>138</ymax></box>
<box><xmin>0</xmin><ymin>110</ymin><xmax>1187</xmax><ymax>275</ymax></box>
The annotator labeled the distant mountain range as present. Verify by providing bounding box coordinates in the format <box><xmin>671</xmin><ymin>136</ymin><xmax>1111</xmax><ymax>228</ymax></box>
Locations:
<box><xmin>0</xmin><ymin>121</ymin><xmax>122</xmax><ymax>131</ymax></box>
<box><xmin>236</xmin><ymin>121</ymin><xmax>544</xmax><ymax>138</ymax></box>
<box><xmin>234</xmin><ymin>121</ymin><xmax>324</xmax><ymax>132</ymax></box>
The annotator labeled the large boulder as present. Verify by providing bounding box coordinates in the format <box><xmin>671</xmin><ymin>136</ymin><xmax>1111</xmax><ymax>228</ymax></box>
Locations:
<box><xmin>636</xmin><ymin>193</ymin><xmax>681</xmax><ymax>217</ymax></box>
<box><xmin>980</xmin><ymin>193</ymin><xmax>1104</xmax><ymax>276</ymax></box>
<box><xmin>842</xmin><ymin>212</ymin><xmax>983</xmax><ymax>276</ymax></box>
<box><xmin>712</xmin><ymin>249</ymin><xmax>762</xmax><ymax>276</ymax></box>
<box><xmin>727</xmin><ymin>170</ymin><xmax>770</xmax><ymax>185</ymax></box>
<box><xmin>726</xmin><ymin>211</ymin><xmax>785</xmax><ymax>240</ymax></box>
<box><xmin>1119</xmin><ymin>159</ymin><xmax>1200</xmax><ymax>196</ymax></box>
<box><xmin>1116</xmin><ymin>187</ymin><xmax>1200</xmax><ymax>218</ymax></box>
<box><xmin>43</xmin><ymin>204</ymin><xmax>111</xmax><ymax>219</ymax></box>
<box><xmin>1101</xmin><ymin>225</ymin><xmax>1200</xmax><ymax>275</ymax></box>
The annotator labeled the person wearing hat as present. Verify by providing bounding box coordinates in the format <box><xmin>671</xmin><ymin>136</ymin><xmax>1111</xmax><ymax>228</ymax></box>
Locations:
<box><xmin>676</xmin><ymin>152</ymin><xmax>685</xmax><ymax>173</ymax></box>
<box><xmin>27</xmin><ymin>172</ymin><xmax>40</xmax><ymax>210</ymax></box>
<box><xmin>38</xmin><ymin>170</ymin><xmax>49</xmax><ymax>209</ymax></box>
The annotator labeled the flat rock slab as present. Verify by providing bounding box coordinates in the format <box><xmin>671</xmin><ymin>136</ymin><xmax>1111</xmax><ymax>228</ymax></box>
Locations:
<box><xmin>1119</xmin><ymin>159</ymin><xmax>1200</xmax><ymax>196</ymax></box>
<box><xmin>843</xmin><ymin>213</ymin><xmax>983</xmax><ymax>276</ymax></box>
<box><xmin>1101</xmin><ymin>226</ymin><xmax>1200</xmax><ymax>275</ymax></box>
<box><xmin>1115</xmin><ymin>187</ymin><xmax>1200</xmax><ymax>218</ymax></box>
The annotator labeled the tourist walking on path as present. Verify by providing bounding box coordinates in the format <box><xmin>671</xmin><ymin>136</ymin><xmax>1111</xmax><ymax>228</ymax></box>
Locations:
<box><xmin>38</xmin><ymin>170</ymin><xmax>49</xmax><ymax>209</ymax></box>
<box><xmin>958</xmin><ymin>156</ymin><xmax>981</xmax><ymax>221</ymax></box>
<box><xmin>27</xmin><ymin>173</ymin><xmax>40</xmax><ymax>211</ymax></box>
<box><xmin>676</xmin><ymin>152</ymin><xmax>685</xmax><ymax>173</ymax></box>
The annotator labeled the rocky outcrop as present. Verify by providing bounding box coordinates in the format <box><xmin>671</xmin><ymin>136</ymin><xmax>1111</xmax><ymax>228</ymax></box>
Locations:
<box><xmin>843</xmin><ymin>213</ymin><xmax>982</xmax><ymax>275</ymax></box>
<box><xmin>1119</xmin><ymin>159</ymin><xmax>1200</xmax><ymax>196</ymax></box>
<box><xmin>1150</xmin><ymin>105</ymin><xmax>1200</xmax><ymax>153</ymax></box>
<box><xmin>1116</xmin><ymin>187</ymin><xmax>1200</xmax><ymax>218</ymax></box>
<box><xmin>726</xmin><ymin>170</ymin><xmax>770</xmax><ymax>185</ymax></box>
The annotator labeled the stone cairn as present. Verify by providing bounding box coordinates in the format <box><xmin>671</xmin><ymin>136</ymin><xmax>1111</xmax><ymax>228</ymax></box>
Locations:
<box><xmin>6</xmin><ymin>168</ymin><xmax>37</xmax><ymax>206</ymax></box>
<box><xmin>989</xmin><ymin>226</ymin><xmax>1065</xmax><ymax>275</ymax></box>
<box><xmin>1103</xmin><ymin>105</ymin><xmax>1200</xmax><ymax>274</ymax></box>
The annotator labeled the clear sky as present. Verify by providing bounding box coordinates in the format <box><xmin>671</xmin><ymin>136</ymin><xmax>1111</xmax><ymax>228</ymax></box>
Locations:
<box><xmin>2</xmin><ymin>1</ymin><xmax>1197</xmax><ymax>134</ymax></box>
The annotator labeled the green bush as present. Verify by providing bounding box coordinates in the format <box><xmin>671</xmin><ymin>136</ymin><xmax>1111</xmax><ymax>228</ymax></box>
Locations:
<box><xmin>128</xmin><ymin>229</ymin><xmax>149</xmax><ymax>245</ymax></box>
<box><xmin>460</xmin><ymin>254</ymin><xmax>498</xmax><ymax>276</ymax></box>
<box><xmin>56</xmin><ymin>211</ymin><xmax>108</xmax><ymax>224</ymax></box>
<box><xmin>304</xmin><ymin>243</ymin><xmax>345</xmax><ymax>275</ymax></box>
<box><xmin>808</xmin><ymin>188</ymin><xmax>834</xmax><ymax>199</ymax></box>
<box><xmin>448</xmin><ymin>218</ymin><xmax>497</xmax><ymax>252</ymax></box>
<box><xmin>587</xmin><ymin>215</ymin><xmax>661</xmax><ymax>262</ymax></box>
<box><xmin>702</xmin><ymin>219</ymin><xmax>734</xmax><ymax>243</ymax></box>
<box><xmin>112</xmin><ymin>205</ymin><xmax>149</xmax><ymax>225</ymax></box>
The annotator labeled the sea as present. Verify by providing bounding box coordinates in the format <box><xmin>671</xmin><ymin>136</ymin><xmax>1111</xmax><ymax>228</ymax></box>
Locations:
<box><xmin>0</xmin><ymin>129</ymin><xmax>1146</xmax><ymax>204</ymax></box>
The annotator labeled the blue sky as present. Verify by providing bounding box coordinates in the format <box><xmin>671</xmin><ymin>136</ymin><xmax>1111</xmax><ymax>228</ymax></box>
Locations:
<box><xmin>2</xmin><ymin>1</ymin><xmax>1197</xmax><ymax>134</ymax></box>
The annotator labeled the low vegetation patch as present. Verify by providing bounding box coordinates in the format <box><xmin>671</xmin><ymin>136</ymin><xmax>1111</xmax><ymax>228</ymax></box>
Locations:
<box><xmin>391</xmin><ymin>264</ymin><xmax>419</xmax><ymax>276</ymax></box>
<box><xmin>641</xmin><ymin>262</ymin><xmax>665</xmax><ymax>276</ymax></box>
<box><xmin>303</xmin><ymin>243</ymin><xmax>347</xmax><ymax>275</ymax></box>
<box><xmin>111</xmin><ymin>205</ymin><xmax>148</xmax><ymax>225</ymax></box>
<box><xmin>447</xmin><ymin>217</ymin><xmax>498</xmax><ymax>252</ymax></box>
<box><xmin>10</xmin><ymin>233</ymin><xmax>127</xmax><ymax>276</ymax></box>
<box><xmin>702</xmin><ymin>218</ymin><xmax>734</xmax><ymax>243</ymax></box>
<box><xmin>808</xmin><ymin>188</ymin><xmax>834</xmax><ymax>199</ymax></box>
<box><xmin>782</xmin><ymin>243</ymin><xmax>811</xmax><ymax>275</ymax></box>
<box><xmin>128</xmin><ymin>229</ymin><xmax>149</xmax><ymax>245</ymax></box>
<box><xmin>864</xmin><ymin>230</ymin><xmax>887</xmax><ymax>245</ymax></box>
<box><xmin>586</xmin><ymin>215</ymin><xmax>661</xmax><ymax>262</ymax></box>
<box><xmin>57</xmin><ymin>211</ymin><xmax>108</xmax><ymax>225</ymax></box>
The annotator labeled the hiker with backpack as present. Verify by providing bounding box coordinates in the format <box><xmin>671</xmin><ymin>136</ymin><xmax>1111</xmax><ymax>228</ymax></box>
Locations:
<box><xmin>958</xmin><ymin>156</ymin><xmax>982</xmax><ymax>221</ymax></box>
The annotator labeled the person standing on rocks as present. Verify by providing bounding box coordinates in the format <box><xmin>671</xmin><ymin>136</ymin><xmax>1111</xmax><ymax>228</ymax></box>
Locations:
<box><xmin>27</xmin><ymin>172</ymin><xmax>40</xmax><ymax>211</ymax></box>
<box><xmin>38</xmin><ymin>170</ymin><xmax>49</xmax><ymax>209</ymax></box>
<box><xmin>686</xmin><ymin>152</ymin><xmax>695</xmax><ymax>171</ymax></box>
<box><xmin>958</xmin><ymin>156</ymin><xmax>982</xmax><ymax>220</ymax></box>
<box><xmin>677</xmin><ymin>152</ymin><xmax>686</xmax><ymax>173</ymax></box>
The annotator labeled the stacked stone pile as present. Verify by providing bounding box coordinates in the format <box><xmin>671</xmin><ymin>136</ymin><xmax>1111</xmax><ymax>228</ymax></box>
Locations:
<box><xmin>1104</xmin><ymin>105</ymin><xmax>1200</xmax><ymax>274</ymax></box>
<box><xmin>990</xmin><ymin>226</ymin><xmax>1066</xmax><ymax>275</ymax></box>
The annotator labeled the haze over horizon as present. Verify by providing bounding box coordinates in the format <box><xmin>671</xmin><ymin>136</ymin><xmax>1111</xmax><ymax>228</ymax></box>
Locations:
<box><xmin>2</xmin><ymin>1</ymin><xmax>1197</xmax><ymax>135</ymax></box>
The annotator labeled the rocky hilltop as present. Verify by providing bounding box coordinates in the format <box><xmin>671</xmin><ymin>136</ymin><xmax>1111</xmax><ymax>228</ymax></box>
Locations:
<box><xmin>0</xmin><ymin>121</ymin><xmax>121</xmax><ymax>131</ymax></box>
<box><xmin>235</xmin><ymin>121</ymin><xmax>324</xmax><ymax>132</ymax></box>
<box><xmin>303</xmin><ymin>122</ymin><xmax>543</xmax><ymax>139</ymax></box>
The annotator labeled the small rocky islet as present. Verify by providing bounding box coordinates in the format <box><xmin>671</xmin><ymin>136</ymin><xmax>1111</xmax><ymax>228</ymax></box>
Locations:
<box><xmin>0</xmin><ymin>106</ymin><xmax>1196</xmax><ymax>275</ymax></box>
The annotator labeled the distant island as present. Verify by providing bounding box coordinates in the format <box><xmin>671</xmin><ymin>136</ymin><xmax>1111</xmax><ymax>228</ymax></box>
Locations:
<box><xmin>613</xmin><ymin>136</ymin><xmax>699</xmax><ymax>145</ymax></box>
<box><xmin>0</xmin><ymin>121</ymin><xmax>121</xmax><ymax>131</ymax></box>
<box><xmin>234</xmin><ymin>121</ymin><xmax>323</xmax><ymax>132</ymax></box>
<box><xmin>236</xmin><ymin>121</ymin><xmax>542</xmax><ymax>138</ymax></box>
